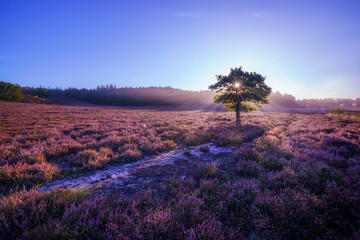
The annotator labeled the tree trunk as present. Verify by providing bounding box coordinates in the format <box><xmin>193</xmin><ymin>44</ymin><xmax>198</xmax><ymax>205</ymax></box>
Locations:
<box><xmin>236</xmin><ymin>103</ymin><xmax>240</xmax><ymax>127</ymax></box>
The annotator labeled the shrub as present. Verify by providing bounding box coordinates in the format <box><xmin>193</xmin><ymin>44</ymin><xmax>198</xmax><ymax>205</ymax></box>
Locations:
<box><xmin>199</xmin><ymin>144</ymin><xmax>210</xmax><ymax>153</ymax></box>
<box><xmin>198</xmin><ymin>179</ymin><xmax>222</xmax><ymax>210</ymax></box>
<box><xmin>19</xmin><ymin>147</ymin><xmax>46</xmax><ymax>163</ymax></box>
<box><xmin>236</xmin><ymin>159</ymin><xmax>262</xmax><ymax>178</ymax></box>
<box><xmin>173</xmin><ymin>194</ymin><xmax>207</xmax><ymax>228</ymax></box>
<box><xmin>253</xmin><ymin>188</ymin><xmax>325</xmax><ymax>239</ymax></box>
<box><xmin>0</xmin><ymin>162</ymin><xmax>61</xmax><ymax>193</ymax></box>
<box><xmin>194</xmin><ymin>163</ymin><xmax>219</xmax><ymax>179</ymax></box>
<box><xmin>212</xmin><ymin>180</ymin><xmax>259</xmax><ymax>232</ymax></box>
<box><xmin>322</xmin><ymin>181</ymin><xmax>360</xmax><ymax>239</ymax></box>
<box><xmin>73</xmin><ymin>148</ymin><xmax>113</xmax><ymax>169</ymax></box>
<box><xmin>0</xmin><ymin>188</ymin><xmax>89</xmax><ymax>239</ymax></box>
<box><xmin>119</xmin><ymin>148</ymin><xmax>142</xmax><ymax>162</ymax></box>
<box><xmin>184</xmin><ymin>134</ymin><xmax>202</xmax><ymax>146</ymax></box>
<box><xmin>297</xmin><ymin>161</ymin><xmax>344</xmax><ymax>194</ymax></box>
<box><xmin>0</xmin><ymin>81</ymin><xmax>23</xmax><ymax>101</ymax></box>
<box><xmin>185</xmin><ymin>217</ymin><xmax>225</xmax><ymax>240</ymax></box>
<box><xmin>261</xmin><ymin>167</ymin><xmax>299</xmax><ymax>192</ymax></box>
<box><xmin>331</xmin><ymin>108</ymin><xmax>344</xmax><ymax>118</ymax></box>
<box><xmin>257</xmin><ymin>155</ymin><xmax>285</xmax><ymax>171</ymax></box>
<box><xmin>161</xmin><ymin>140</ymin><xmax>177</xmax><ymax>151</ymax></box>
<box><xmin>234</xmin><ymin>145</ymin><xmax>257</xmax><ymax>161</ymax></box>
<box><xmin>212</xmin><ymin>125</ymin><xmax>262</xmax><ymax>146</ymax></box>
<box><xmin>322</xmin><ymin>136</ymin><xmax>360</xmax><ymax>158</ymax></box>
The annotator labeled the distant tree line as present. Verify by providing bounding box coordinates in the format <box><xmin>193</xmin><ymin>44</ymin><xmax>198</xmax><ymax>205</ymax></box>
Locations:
<box><xmin>20</xmin><ymin>87</ymin><xmax>51</xmax><ymax>98</ymax></box>
<box><xmin>50</xmin><ymin>85</ymin><xmax>224</xmax><ymax>110</ymax></box>
<box><xmin>49</xmin><ymin>85</ymin><xmax>360</xmax><ymax>110</ymax></box>
<box><xmin>1</xmin><ymin>81</ymin><xmax>359</xmax><ymax>110</ymax></box>
<box><xmin>299</xmin><ymin>97</ymin><xmax>360</xmax><ymax>110</ymax></box>
<box><xmin>51</xmin><ymin>85</ymin><xmax>359</xmax><ymax>110</ymax></box>
<box><xmin>267</xmin><ymin>91</ymin><xmax>360</xmax><ymax>110</ymax></box>
<box><xmin>0</xmin><ymin>81</ymin><xmax>52</xmax><ymax>103</ymax></box>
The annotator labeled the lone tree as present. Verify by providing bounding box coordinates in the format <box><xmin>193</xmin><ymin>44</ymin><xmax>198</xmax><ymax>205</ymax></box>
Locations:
<box><xmin>209</xmin><ymin>67</ymin><xmax>272</xmax><ymax>127</ymax></box>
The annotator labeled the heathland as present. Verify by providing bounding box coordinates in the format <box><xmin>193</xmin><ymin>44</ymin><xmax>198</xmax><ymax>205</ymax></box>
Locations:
<box><xmin>0</xmin><ymin>102</ymin><xmax>360</xmax><ymax>239</ymax></box>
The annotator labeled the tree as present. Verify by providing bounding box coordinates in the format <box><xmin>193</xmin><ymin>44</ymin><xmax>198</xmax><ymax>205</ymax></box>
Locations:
<box><xmin>209</xmin><ymin>67</ymin><xmax>272</xmax><ymax>127</ymax></box>
<box><xmin>268</xmin><ymin>91</ymin><xmax>300</xmax><ymax>108</ymax></box>
<box><xmin>355</xmin><ymin>98</ymin><xmax>360</xmax><ymax>110</ymax></box>
<box><xmin>0</xmin><ymin>81</ymin><xmax>23</xmax><ymax>101</ymax></box>
<box><xmin>31</xmin><ymin>88</ymin><xmax>51</xmax><ymax>98</ymax></box>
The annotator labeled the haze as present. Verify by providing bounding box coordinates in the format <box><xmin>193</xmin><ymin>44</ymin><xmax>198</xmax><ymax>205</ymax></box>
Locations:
<box><xmin>1</xmin><ymin>0</ymin><xmax>360</xmax><ymax>99</ymax></box>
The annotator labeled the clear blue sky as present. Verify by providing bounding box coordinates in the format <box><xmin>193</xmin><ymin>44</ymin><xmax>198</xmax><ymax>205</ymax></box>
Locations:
<box><xmin>1</xmin><ymin>0</ymin><xmax>360</xmax><ymax>99</ymax></box>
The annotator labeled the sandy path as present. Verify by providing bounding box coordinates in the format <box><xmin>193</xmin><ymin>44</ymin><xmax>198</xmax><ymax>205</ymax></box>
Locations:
<box><xmin>39</xmin><ymin>143</ymin><xmax>234</xmax><ymax>195</ymax></box>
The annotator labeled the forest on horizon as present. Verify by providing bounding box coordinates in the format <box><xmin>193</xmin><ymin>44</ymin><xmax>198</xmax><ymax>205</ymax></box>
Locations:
<box><xmin>1</xmin><ymin>81</ymin><xmax>359</xmax><ymax>111</ymax></box>
<box><xmin>19</xmin><ymin>84</ymin><xmax>360</xmax><ymax>111</ymax></box>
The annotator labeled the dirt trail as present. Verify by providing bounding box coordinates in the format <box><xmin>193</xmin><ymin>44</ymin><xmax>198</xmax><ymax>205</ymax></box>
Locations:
<box><xmin>39</xmin><ymin>143</ymin><xmax>234</xmax><ymax>195</ymax></box>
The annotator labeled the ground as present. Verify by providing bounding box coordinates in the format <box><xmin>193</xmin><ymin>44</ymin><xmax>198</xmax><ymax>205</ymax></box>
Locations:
<box><xmin>0</xmin><ymin>102</ymin><xmax>359</xmax><ymax>239</ymax></box>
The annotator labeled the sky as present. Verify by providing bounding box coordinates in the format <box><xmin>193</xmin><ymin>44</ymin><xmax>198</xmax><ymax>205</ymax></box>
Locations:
<box><xmin>1</xmin><ymin>0</ymin><xmax>360</xmax><ymax>99</ymax></box>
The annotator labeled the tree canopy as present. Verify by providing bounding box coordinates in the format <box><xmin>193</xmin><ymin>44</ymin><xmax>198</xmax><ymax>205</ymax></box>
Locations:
<box><xmin>209</xmin><ymin>67</ymin><xmax>272</xmax><ymax>126</ymax></box>
<box><xmin>31</xmin><ymin>88</ymin><xmax>51</xmax><ymax>98</ymax></box>
<box><xmin>0</xmin><ymin>81</ymin><xmax>23</xmax><ymax>101</ymax></box>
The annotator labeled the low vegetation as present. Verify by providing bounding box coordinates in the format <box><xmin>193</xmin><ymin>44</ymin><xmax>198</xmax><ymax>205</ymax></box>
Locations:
<box><xmin>0</xmin><ymin>102</ymin><xmax>359</xmax><ymax>239</ymax></box>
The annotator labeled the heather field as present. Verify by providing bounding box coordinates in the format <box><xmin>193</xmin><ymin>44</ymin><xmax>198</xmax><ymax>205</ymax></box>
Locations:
<box><xmin>1</xmin><ymin>102</ymin><xmax>360</xmax><ymax>239</ymax></box>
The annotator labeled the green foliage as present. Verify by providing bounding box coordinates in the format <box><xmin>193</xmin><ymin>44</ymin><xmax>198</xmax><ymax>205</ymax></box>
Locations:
<box><xmin>31</xmin><ymin>88</ymin><xmax>51</xmax><ymax>98</ymax></box>
<box><xmin>330</xmin><ymin>108</ymin><xmax>344</xmax><ymax>114</ymax></box>
<box><xmin>209</xmin><ymin>67</ymin><xmax>272</xmax><ymax>112</ymax></box>
<box><xmin>330</xmin><ymin>108</ymin><xmax>345</xmax><ymax>118</ymax></box>
<box><xmin>0</xmin><ymin>81</ymin><xmax>23</xmax><ymax>101</ymax></box>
